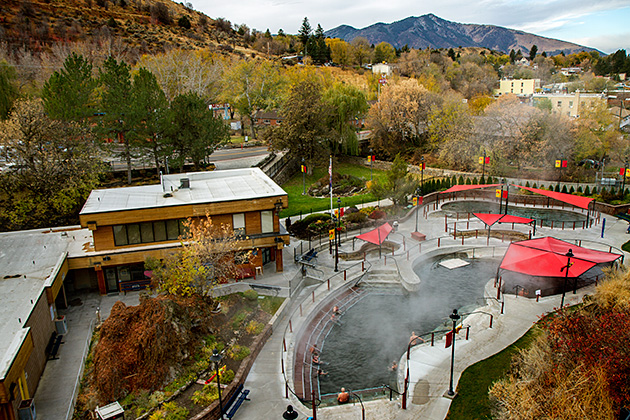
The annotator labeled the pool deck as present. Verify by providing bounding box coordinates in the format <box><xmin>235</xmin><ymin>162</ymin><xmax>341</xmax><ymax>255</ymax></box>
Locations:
<box><xmin>237</xmin><ymin>198</ymin><xmax>630</xmax><ymax>420</ymax></box>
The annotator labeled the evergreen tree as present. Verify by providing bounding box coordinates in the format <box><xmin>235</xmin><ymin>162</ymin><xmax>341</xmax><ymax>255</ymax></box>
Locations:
<box><xmin>298</xmin><ymin>17</ymin><xmax>312</xmax><ymax>55</ymax></box>
<box><xmin>42</xmin><ymin>53</ymin><xmax>96</xmax><ymax>121</ymax></box>
<box><xmin>0</xmin><ymin>61</ymin><xmax>18</xmax><ymax>120</ymax></box>
<box><xmin>529</xmin><ymin>45</ymin><xmax>538</xmax><ymax>61</ymax></box>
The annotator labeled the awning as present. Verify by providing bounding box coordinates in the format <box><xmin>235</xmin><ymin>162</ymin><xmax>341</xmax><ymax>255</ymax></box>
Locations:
<box><xmin>441</xmin><ymin>184</ymin><xmax>501</xmax><ymax>193</ymax></box>
<box><xmin>516</xmin><ymin>186</ymin><xmax>593</xmax><ymax>210</ymax></box>
<box><xmin>473</xmin><ymin>213</ymin><xmax>534</xmax><ymax>227</ymax></box>
<box><xmin>499</xmin><ymin>237</ymin><xmax>622</xmax><ymax>278</ymax></box>
<box><xmin>356</xmin><ymin>223</ymin><xmax>393</xmax><ymax>245</ymax></box>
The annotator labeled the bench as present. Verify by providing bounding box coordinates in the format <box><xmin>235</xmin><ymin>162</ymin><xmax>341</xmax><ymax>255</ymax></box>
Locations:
<box><xmin>45</xmin><ymin>331</ymin><xmax>64</xmax><ymax>360</ymax></box>
<box><xmin>119</xmin><ymin>279</ymin><xmax>152</xmax><ymax>294</ymax></box>
<box><xmin>223</xmin><ymin>384</ymin><xmax>250</xmax><ymax>419</ymax></box>
<box><xmin>301</xmin><ymin>249</ymin><xmax>318</xmax><ymax>263</ymax></box>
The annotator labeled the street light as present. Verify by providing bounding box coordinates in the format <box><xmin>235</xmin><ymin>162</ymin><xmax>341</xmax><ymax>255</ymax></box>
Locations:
<box><xmin>209</xmin><ymin>349</ymin><xmax>224</xmax><ymax>419</ymax></box>
<box><xmin>415</xmin><ymin>187</ymin><xmax>421</xmax><ymax>232</ymax></box>
<box><xmin>503</xmin><ymin>178</ymin><xmax>509</xmax><ymax>215</ymax></box>
<box><xmin>302</xmin><ymin>157</ymin><xmax>306</xmax><ymax>195</ymax></box>
<box><xmin>447</xmin><ymin>309</ymin><xmax>461</xmax><ymax>397</ymax></box>
<box><xmin>335</xmin><ymin>197</ymin><xmax>341</xmax><ymax>272</ymax></box>
<box><xmin>420</xmin><ymin>156</ymin><xmax>425</xmax><ymax>194</ymax></box>
<box><xmin>369</xmin><ymin>148</ymin><xmax>374</xmax><ymax>181</ymax></box>
<box><xmin>560</xmin><ymin>249</ymin><xmax>574</xmax><ymax>309</ymax></box>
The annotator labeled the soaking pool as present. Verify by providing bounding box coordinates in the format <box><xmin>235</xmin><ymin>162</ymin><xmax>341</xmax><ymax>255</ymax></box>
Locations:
<box><xmin>317</xmin><ymin>255</ymin><xmax>501</xmax><ymax>395</ymax></box>
<box><xmin>441</xmin><ymin>201</ymin><xmax>587</xmax><ymax>226</ymax></box>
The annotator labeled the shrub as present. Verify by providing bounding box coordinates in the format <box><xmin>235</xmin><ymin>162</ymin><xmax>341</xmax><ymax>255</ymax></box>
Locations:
<box><xmin>369</xmin><ymin>209</ymin><xmax>386</xmax><ymax>220</ymax></box>
<box><xmin>178</xmin><ymin>15</ymin><xmax>191</xmax><ymax>29</ymax></box>
<box><xmin>242</xmin><ymin>289</ymin><xmax>258</xmax><ymax>302</ymax></box>
<box><xmin>345</xmin><ymin>211</ymin><xmax>367</xmax><ymax>224</ymax></box>
<box><xmin>246</xmin><ymin>320</ymin><xmax>264</xmax><ymax>335</ymax></box>
<box><xmin>231</xmin><ymin>310</ymin><xmax>249</xmax><ymax>329</ymax></box>
<box><xmin>149</xmin><ymin>402</ymin><xmax>188</xmax><ymax>420</ymax></box>
<box><xmin>227</xmin><ymin>345</ymin><xmax>251</xmax><ymax>361</ymax></box>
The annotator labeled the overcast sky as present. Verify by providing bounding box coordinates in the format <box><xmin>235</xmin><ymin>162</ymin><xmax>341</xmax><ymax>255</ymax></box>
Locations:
<box><xmin>192</xmin><ymin>0</ymin><xmax>629</xmax><ymax>54</ymax></box>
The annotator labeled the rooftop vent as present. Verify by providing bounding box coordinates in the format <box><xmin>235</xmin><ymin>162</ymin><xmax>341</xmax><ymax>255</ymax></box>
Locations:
<box><xmin>180</xmin><ymin>178</ymin><xmax>190</xmax><ymax>189</ymax></box>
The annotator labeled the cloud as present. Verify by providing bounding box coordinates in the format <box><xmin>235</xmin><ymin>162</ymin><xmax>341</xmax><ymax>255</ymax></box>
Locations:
<box><xmin>572</xmin><ymin>32</ymin><xmax>630</xmax><ymax>54</ymax></box>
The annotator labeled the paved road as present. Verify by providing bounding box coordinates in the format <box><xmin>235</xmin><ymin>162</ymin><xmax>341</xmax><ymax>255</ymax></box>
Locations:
<box><xmin>106</xmin><ymin>146</ymin><xmax>269</xmax><ymax>172</ymax></box>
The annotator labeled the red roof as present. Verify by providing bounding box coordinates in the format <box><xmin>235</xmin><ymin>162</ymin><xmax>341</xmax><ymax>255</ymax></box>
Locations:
<box><xmin>356</xmin><ymin>223</ymin><xmax>393</xmax><ymax>245</ymax></box>
<box><xmin>499</xmin><ymin>237</ymin><xmax>621</xmax><ymax>277</ymax></box>
<box><xmin>440</xmin><ymin>184</ymin><xmax>501</xmax><ymax>193</ymax></box>
<box><xmin>516</xmin><ymin>186</ymin><xmax>593</xmax><ymax>210</ymax></box>
<box><xmin>473</xmin><ymin>213</ymin><xmax>534</xmax><ymax>227</ymax></box>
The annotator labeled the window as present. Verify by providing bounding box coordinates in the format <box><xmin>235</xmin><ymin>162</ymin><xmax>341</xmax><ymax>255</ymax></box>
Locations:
<box><xmin>127</xmin><ymin>224</ymin><xmax>141</xmax><ymax>244</ymax></box>
<box><xmin>520</xmin><ymin>89</ymin><xmax>523</xmax><ymax>93</ymax></box>
<box><xmin>557</xmin><ymin>101</ymin><xmax>562</xmax><ymax>107</ymax></box>
<box><xmin>112</xmin><ymin>219</ymin><xmax>185</xmax><ymax>246</ymax></box>
<box><xmin>113</xmin><ymin>225</ymin><xmax>128</xmax><ymax>246</ymax></box>
<box><xmin>140</xmin><ymin>222</ymin><xmax>154</xmax><ymax>243</ymax></box>
<box><xmin>154</xmin><ymin>221</ymin><xmax>167</xmax><ymax>242</ymax></box>
<box><xmin>263</xmin><ymin>119</ymin><xmax>270</xmax><ymax>125</ymax></box>
<box><xmin>569</xmin><ymin>101</ymin><xmax>573</xmax><ymax>108</ymax></box>
<box><xmin>166</xmin><ymin>219</ymin><xmax>180</xmax><ymax>240</ymax></box>
<box><xmin>521</xmin><ymin>82</ymin><xmax>524</xmax><ymax>87</ymax></box>
<box><xmin>510</xmin><ymin>89</ymin><xmax>513</xmax><ymax>93</ymax></box>
<box><xmin>233</xmin><ymin>213</ymin><xmax>245</xmax><ymax>235</ymax></box>
<box><xmin>261</xmin><ymin>210</ymin><xmax>273</xmax><ymax>233</ymax></box>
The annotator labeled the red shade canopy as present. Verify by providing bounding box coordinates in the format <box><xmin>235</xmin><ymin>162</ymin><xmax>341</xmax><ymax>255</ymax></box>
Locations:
<box><xmin>441</xmin><ymin>184</ymin><xmax>501</xmax><ymax>193</ymax></box>
<box><xmin>356</xmin><ymin>223</ymin><xmax>393</xmax><ymax>245</ymax></box>
<box><xmin>516</xmin><ymin>186</ymin><xmax>593</xmax><ymax>210</ymax></box>
<box><xmin>499</xmin><ymin>237</ymin><xmax>621</xmax><ymax>278</ymax></box>
<box><xmin>473</xmin><ymin>213</ymin><xmax>534</xmax><ymax>227</ymax></box>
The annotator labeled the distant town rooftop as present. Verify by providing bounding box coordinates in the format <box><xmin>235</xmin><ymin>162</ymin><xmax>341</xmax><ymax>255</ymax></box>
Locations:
<box><xmin>80</xmin><ymin>168</ymin><xmax>287</xmax><ymax>215</ymax></box>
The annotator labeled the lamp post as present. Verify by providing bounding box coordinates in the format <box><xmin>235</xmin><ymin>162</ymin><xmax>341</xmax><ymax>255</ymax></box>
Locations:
<box><xmin>420</xmin><ymin>156</ymin><xmax>425</xmax><ymax>193</ymax></box>
<box><xmin>369</xmin><ymin>148</ymin><xmax>374</xmax><ymax>181</ymax></box>
<box><xmin>447</xmin><ymin>309</ymin><xmax>461</xmax><ymax>397</ymax></box>
<box><xmin>415</xmin><ymin>187</ymin><xmax>421</xmax><ymax>232</ymax></box>
<box><xmin>302</xmin><ymin>157</ymin><xmax>306</xmax><ymax>195</ymax></box>
<box><xmin>503</xmin><ymin>178</ymin><xmax>509</xmax><ymax>215</ymax></box>
<box><xmin>209</xmin><ymin>349</ymin><xmax>224</xmax><ymax>419</ymax></box>
<box><xmin>334</xmin><ymin>197</ymin><xmax>341</xmax><ymax>272</ymax></box>
<box><xmin>560</xmin><ymin>249</ymin><xmax>574</xmax><ymax>309</ymax></box>
<box><xmin>622</xmin><ymin>158</ymin><xmax>628</xmax><ymax>198</ymax></box>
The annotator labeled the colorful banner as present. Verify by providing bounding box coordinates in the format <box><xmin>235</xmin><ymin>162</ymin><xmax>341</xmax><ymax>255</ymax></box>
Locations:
<box><xmin>413</xmin><ymin>197</ymin><xmax>418</xmax><ymax>206</ymax></box>
<box><xmin>555</xmin><ymin>160</ymin><xmax>561</xmax><ymax>168</ymax></box>
<box><xmin>329</xmin><ymin>229</ymin><xmax>335</xmax><ymax>240</ymax></box>
<box><xmin>496</xmin><ymin>189</ymin><xmax>501</xmax><ymax>198</ymax></box>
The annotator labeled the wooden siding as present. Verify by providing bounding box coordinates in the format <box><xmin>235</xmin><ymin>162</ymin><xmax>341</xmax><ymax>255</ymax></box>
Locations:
<box><xmin>0</xmin><ymin>331</ymin><xmax>33</xmax><ymax>404</ymax></box>
<box><xmin>46</xmin><ymin>259</ymin><xmax>68</xmax><ymax>304</ymax></box>
<box><xmin>23</xmin><ymin>292</ymin><xmax>55</xmax><ymax>398</ymax></box>
<box><xmin>245</xmin><ymin>212</ymin><xmax>262</xmax><ymax>235</ymax></box>
<box><xmin>69</xmin><ymin>233</ymin><xmax>290</xmax><ymax>271</ymax></box>
<box><xmin>80</xmin><ymin>196</ymin><xmax>287</xmax><ymax>228</ymax></box>
<box><xmin>93</xmin><ymin>226</ymin><xmax>115</xmax><ymax>251</ymax></box>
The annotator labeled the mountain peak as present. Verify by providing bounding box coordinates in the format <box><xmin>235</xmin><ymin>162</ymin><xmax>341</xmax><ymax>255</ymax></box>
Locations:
<box><xmin>325</xmin><ymin>15</ymin><xmax>597</xmax><ymax>55</ymax></box>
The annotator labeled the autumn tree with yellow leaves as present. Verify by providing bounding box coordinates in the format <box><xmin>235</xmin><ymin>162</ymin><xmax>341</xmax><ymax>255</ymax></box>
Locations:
<box><xmin>147</xmin><ymin>215</ymin><xmax>249</xmax><ymax>297</ymax></box>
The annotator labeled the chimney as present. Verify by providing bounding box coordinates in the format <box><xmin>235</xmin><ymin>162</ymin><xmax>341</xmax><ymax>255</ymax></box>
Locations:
<box><xmin>180</xmin><ymin>178</ymin><xmax>190</xmax><ymax>189</ymax></box>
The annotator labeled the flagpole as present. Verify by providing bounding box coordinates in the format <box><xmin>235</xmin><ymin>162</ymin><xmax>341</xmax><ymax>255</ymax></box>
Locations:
<box><xmin>330</xmin><ymin>155</ymin><xmax>333</xmax><ymax>220</ymax></box>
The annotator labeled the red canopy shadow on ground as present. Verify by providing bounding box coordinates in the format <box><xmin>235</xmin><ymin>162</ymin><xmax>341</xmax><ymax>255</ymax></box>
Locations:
<box><xmin>356</xmin><ymin>223</ymin><xmax>393</xmax><ymax>245</ymax></box>
<box><xmin>440</xmin><ymin>184</ymin><xmax>501</xmax><ymax>194</ymax></box>
<box><xmin>515</xmin><ymin>185</ymin><xmax>593</xmax><ymax>210</ymax></box>
<box><xmin>473</xmin><ymin>213</ymin><xmax>534</xmax><ymax>227</ymax></box>
<box><xmin>499</xmin><ymin>237</ymin><xmax>622</xmax><ymax>278</ymax></box>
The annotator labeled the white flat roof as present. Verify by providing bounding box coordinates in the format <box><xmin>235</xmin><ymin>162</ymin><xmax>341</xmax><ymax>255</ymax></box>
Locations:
<box><xmin>0</xmin><ymin>227</ymin><xmax>75</xmax><ymax>380</ymax></box>
<box><xmin>80</xmin><ymin>168</ymin><xmax>287</xmax><ymax>215</ymax></box>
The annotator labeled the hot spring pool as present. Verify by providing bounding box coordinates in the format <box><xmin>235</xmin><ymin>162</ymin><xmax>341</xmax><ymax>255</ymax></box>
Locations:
<box><xmin>441</xmin><ymin>201</ymin><xmax>587</xmax><ymax>226</ymax></box>
<box><xmin>317</xmin><ymin>255</ymin><xmax>501</xmax><ymax>395</ymax></box>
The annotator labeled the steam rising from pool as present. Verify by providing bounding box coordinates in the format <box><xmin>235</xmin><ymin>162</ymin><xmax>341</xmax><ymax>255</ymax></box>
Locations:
<box><xmin>318</xmin><ymin>256</ymin><xmax>500</xmax><ymax>395</ymax></box>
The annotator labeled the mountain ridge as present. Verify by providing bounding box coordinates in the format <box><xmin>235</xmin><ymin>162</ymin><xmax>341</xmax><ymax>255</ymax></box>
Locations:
<box><xmin>325</xmin><ymin>14</ymin><xmax>600</xmax><ymax>56</ymax></box>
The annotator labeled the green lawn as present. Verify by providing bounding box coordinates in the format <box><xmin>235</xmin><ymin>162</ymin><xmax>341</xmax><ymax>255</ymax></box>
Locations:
<box><xmin>445</xmin><ymin>325</ymin><xmax>542</xmax><ymax>420</ymax></box>
<box><xmin>279</xmin><ymin>162</ymin><xmax>388</xmax><ymax>218</ymax></box>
